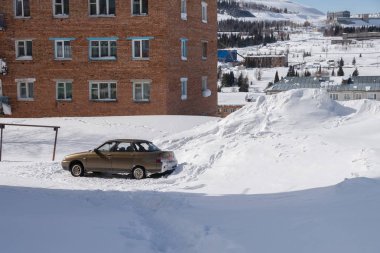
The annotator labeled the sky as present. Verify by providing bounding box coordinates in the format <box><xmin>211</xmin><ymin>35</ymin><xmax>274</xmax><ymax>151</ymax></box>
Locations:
<box><xmin>295</xmin><ymin>0</ymin><xmax>380</xmax><ymax>14</ymax></box>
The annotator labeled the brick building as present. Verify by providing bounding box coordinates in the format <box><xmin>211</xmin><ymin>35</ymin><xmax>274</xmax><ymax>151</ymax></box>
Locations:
<box><xmin>0</xmin><ymin>0</ymin><xmax>217</xmax><ymax>117</ymax></box>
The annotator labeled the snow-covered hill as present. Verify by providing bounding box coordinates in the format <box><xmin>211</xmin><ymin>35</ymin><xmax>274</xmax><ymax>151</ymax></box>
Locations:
<box><xmin>218</xmin><ymin>0</ymin><xmax>326</xmax><ymax>24</ymax></box>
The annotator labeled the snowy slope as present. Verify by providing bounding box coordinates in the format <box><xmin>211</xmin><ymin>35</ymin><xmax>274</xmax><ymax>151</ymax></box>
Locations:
<box><xmin>218</xmin><ymin>0</ymin><xmax>325</xmax><ymax>24</ymax></box>
<box><xmin>1</xmin><ymin>90</ymin><xmax>380</xmax><ymax>252</ymax></box>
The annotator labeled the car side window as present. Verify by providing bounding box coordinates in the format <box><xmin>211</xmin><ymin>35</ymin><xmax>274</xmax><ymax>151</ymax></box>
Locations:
<box><xmin>134</xmin><ymin>142</ymin><xmax>148</xmax><ymax>152</ymax></box>
<box><xmin>97</xmin><ymin>142</ymin><xmax>117</xmax><ymax>152</ymax></box>
<box><xmin>116</xmin><ymin>142</ymin><xmax>135</xmax><ymax>152</ymax></box>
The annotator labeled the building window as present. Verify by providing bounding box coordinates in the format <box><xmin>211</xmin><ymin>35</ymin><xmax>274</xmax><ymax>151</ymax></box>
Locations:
<box><xmin>368</xmin><ymin>93</ymin><xmax>377</xmax><ymax>100</ymax></box>
<box><xmin>181</xmin><ymin>77</ymin><xmax>188</xmax><ymax>100</ymax></box>
<box><xmin>54</xmin><ymin>40</ymin><xmax>72</xmax><ymax>59</ymax></box>
<box><xmin>133</xmin><ymin>80</ymin><xmax>151</xmax><ymax>102</ymax></box>
<box><xmin>89</xmin><ymin>0</ymin><xmax>115</xmax><ymax>16</ymax></box>
<box><xmin>181</xmin><ymin>38</ymin><xmax>188</xmax><ymax>61</ymax></box>
<box><xmin>89</xmin><ymin>39</ymin><xmax>117</xmax><ymax>60</ymax></box>
<box><xmin>132</xmin><ymin>0</ymin><xmax>148</xmax><ymax>15</ymax></box>
<box><xmin>202</xmin><ymin>76</ymin><xmax>208</xmax><ymax>91</ymax></box>
<box><xmin>90</xmin><ymin>82</ymin><xmax>117</xmax><ymax>101</ymax></box>
<box><xmin>56</xmin><ymin>81</ymin><xmax>72</xmax><ymax>100</ymax></box>
<box><xmin>201</xmin><ymin>1</ymin><xmax>208</xmax><ymax>23</ymax></box>
<box><xmin>132</xmin><ymin>39</ymin><xmax>150</xmax><ymax>59</ymax></box>
<box><xmin>16</xmin><ymin>40</ymin><xmax>32</xmax><ymax>60</ymax></box>
<box><xmin>343</xmin><ymin>93</ymin><xmax>350</xmax><ymax>100</ymax></box>
<box><xmin>15</xmin><ymin>0</ymin><xmax>30</xmax><ymax>18</ymax></box>
<box><xmin>202</xmin><ymin>41</ymin><xmax>208</xmax><ymax>60</ymax></box>
<box><xmin>181</xmin><ymin>0</ymin><xmax>187</xmax><ymax>20</ymax></box>
<box><xmin>54</xmin><ymin>0</ymin><xmax>69</xmax><ymax>17</ymax></box>
<box><xmin>17</xmin><ymin>79</ymin><xmax>34</xmax><ymax>100</ymax></box>
<box><xmin>330</xmin><ymin>93</ymin><xmax>338</xmax><ymax>100</ymax></box>
<box><xmin>354</xmin><ymin>93</ymin><xmax>362</xmax><ymax>100</ymax></box>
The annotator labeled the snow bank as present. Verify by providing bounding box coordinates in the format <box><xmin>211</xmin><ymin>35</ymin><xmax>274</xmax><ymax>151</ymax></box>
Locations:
<box><xmin>159</xmin><ymin>89</ymin><xmax>380</xmax><ymax>194</ymax></box>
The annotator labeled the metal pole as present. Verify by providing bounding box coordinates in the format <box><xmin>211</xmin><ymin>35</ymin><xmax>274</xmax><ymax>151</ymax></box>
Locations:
<box><xmin>0</xmin><ymin>125</ymin><xmax>3</xmax><ymax>162</ymax></box>
<box><xmin>52</xmin><ymin>127</ymin><xmax>58</xmax><ymax>161</ymax></box>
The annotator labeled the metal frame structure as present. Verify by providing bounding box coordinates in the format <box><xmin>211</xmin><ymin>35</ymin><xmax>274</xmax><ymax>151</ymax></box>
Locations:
<box><xmin>0</xmin><ymin>123</ymin><xmax>60</xmax><ymax>161</ymax></box>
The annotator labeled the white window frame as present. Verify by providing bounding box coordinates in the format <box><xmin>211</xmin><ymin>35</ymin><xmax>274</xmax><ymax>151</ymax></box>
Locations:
<box><xmin>201</xmin><ymin>1</ymin><xmax>208</xmax><ymax>23</ymax></box>
<box><xmin>53</xmin><ymin>0</ymin><xmax>69</xmax><ymax>17</ymax></box>
<box><xmin>330</xmin><ymin>93</ymin><xmax>338</xmax><ymax>100</ymax></box>
<box><xmin>201</xmin><ymin>40</ymin><xmax>208</xmax><ymax>60</ymax></box>
<box><xmin>181</xmin><ymin>39</ymin><xmax>188</xmax><ymax>61</ymax></box>
<box><xmin>354</xmin><ymin>93</ymin><xmax>362</xmax><ymax>100</ymax></box>
<box><xmin>89</xmin><ymin>0</ymin><xmax>115</xmax><ymax>16</ymax></box>
<box><xmin>181</xmin><ymin>0</ymin><xmax>187</xmax><ymax>20</ymax></box>
<box><xmin>89</xmin><ymin>81</ymin><xmax>117</xmax><ymax>101</ymax></box>
<box><xmin>132</xmin><ymin>80</ymin><xmax>151</xmax><ymax>102</ymax></box>
<box><xmin>131</xmin><ymin>0</ymin><xmax>148</xmax><ymax>16</ymax></box>
<box><xmin>132</xmin><ymin>39</ymin><xmax>150</xmax><ymax>60</ymax></box>
<box><xmin>343</xmin><ymin>93</ymin><xmax>350</xmax><ymax>100</ymax></box>
<box><xmin>367</xmin><ymin>93</ymin><xmax>377</xmax><ymax>100</ymax></box>
<box><xmin>202</xmin><ymin>76</ymin><xmax>208</xmax><ymax>91</ymax></box>
<box><xmin>16</xmin><ymin>78</ymin><xmax>35</xmax><ymax>101</ymax></box>
<box><xmin>15</xmin><ymin>40</ymin><xmax>33</xmax><ymax>60</ymax></box>
<box><xmin>56</xmin><ymin>80</ymin><xmax>73</xmax><ymax>101</ymax></box>
<box><xmin>89</xmin><ymin>40</ymin><xmax>117</xmax><ymax>60</ymax></box>
<box><xmin>181</xmin><ymin>77</ymin><xmax>188</xmax><ymax>100</ymax></box>
<box><xmin>54</xmin><ymin>40</ymin><xmax>72</xmax><ymax>60</ymax></box>
<box><xmin>15</xmin><ymin>0</ymin><xmax>31</xmax><ymax>18</ymax></box>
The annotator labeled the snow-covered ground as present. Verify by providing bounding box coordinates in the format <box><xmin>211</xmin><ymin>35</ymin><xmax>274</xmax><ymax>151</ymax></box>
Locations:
<box><xmin>1</xmin><ymin>89</ymin><xmax>380</xmax><ymax>252</ymax></box>
<box><xmin>219</xmin><ymin>32</ymin><xmax>380</xmax><ymax>96</ymax></box>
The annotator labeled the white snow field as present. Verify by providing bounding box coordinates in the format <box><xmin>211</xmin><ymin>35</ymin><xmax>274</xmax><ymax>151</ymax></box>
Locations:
<box><xmin>1</xmin><ymin>90</ymin><xmax>380</xmax><ymax>252</ymax></box>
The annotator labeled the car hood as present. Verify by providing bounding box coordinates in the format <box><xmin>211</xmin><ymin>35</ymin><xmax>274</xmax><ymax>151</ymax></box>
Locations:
<box><xmin>64</xmin><ymin>151</ymin><xmax>92</xmax><ymax>159</ymax></box>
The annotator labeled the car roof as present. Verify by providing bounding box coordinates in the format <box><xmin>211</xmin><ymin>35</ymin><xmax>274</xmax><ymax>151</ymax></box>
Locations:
<box><xmin>106</xmin><ymin>139</ymin><xmax>152</xmax><ymax>143</ymax></box>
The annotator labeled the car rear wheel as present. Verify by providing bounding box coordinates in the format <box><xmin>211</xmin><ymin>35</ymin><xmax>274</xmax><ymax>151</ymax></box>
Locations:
<box><xmin>70</xmin><ymin>163</ymin><xmax>84</xmax><ymax>177</ymax></box>
<box><xmin>132</xmin><ymin>167</ymin><xmax>145</xmax><ymax>180</ymax></box>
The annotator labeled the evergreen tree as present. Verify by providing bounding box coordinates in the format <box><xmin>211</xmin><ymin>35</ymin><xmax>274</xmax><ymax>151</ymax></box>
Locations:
<box><xmin>352</xmin><ymin>68</ymin><xmax>359</xmax><ymax>77</ymax></box>
<box><xmin>337</xmin><ymin>66</ymin><xmax>344</xmax><ymax>76</ymax></box>
<box><xmin>352</xmin><ymin>57</ymin><xmax>356</xmax><ymax>66</ymax></box>
<box><xmin>339</xmin><ymin>58</ymin><xmax>344</xmax><ymax>67</ymax></box>
<box><xmin>221</xmin><ymin>73</ymin><xmax>230</xmax><ymax>87</ymax></box>
<box><xmin>304</xmin><ymin>69</ymin><xmax>311</xmax><ymax>77</ymax></box>
<box><xmin>331</xmin><ymin>68</ymin><xmax>335</xmax><ymax>76</ymax></box>
<box><xmin>229</xmin><ymin>71</ymin><xmax>235</xmax><ymax>86</ymax></box>
<box><xmin>359</xmin><ymin>53</ymin><xmax>362</xmax><ymax>58</ymax></box>
<box><xmin>274</xmin><ymin>71</ymin><xmax>280</xmax><ymax>83</ymax></box>
<box><xmin>240</xmin><ymin>75</ymin><xmax>249</xmax><ymax>92</ymax></box>
<box><xmin>237</xmin><ymin>73</ymin><xmax>244</xmax><ymax>88</ymax></box>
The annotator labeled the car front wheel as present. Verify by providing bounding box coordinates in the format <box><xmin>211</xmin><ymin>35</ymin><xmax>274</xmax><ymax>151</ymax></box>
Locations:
<box><xmin>70</xmin><ymin>163</ymin><xmax>84</xmax><ymax>177</ymax></box>
<box><xmin>132</xmin><ymin>167</ymin><xmax>145</xmax><ymax>180</ymax></box>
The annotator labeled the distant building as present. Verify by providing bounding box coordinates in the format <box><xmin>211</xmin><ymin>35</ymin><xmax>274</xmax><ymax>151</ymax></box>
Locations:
<box><xmin>327</xmin><ymin>11</ymin><xmax>351</xmax><ymax>25</ymax></box>
<box><xmin>245</xmin><ymin>54</ymin><xmax>288</xmax><ymax>68</ymax></box>
<box><xmin>266</xmin><ymin>76</ymin><xmax>380</xmax><ymax>101</ymax></box>
<box><xmin>218</xmin><ymin>50</ymin><xmax>238</xmax><ymax>63</ymax></box>
<box><xmin>342</xmin><ymin>32</ymin><xmax>380</xmax><ymax>40</ymax></box>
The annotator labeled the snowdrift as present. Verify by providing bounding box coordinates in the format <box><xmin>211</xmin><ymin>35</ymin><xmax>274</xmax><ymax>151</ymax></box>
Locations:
<box><xmin>159</xmin><ymin>89</ymin><xmax>380</xmax><ymax>194</ymax></box>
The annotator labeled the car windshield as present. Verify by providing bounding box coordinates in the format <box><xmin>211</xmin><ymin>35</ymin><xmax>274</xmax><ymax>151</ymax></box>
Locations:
<box><xmin>134</xmin><ymin>142</ymin><xmax>161</xmax><ymax>152</ymax></box>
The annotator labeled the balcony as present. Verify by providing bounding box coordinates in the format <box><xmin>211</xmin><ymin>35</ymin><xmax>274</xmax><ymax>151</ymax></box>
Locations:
<box><xmin>0</xmin><ymin>59</ymin><xmax>7</xmax><ymax>75</ymax></box>
<box><xmin>0</xmin><ymin>14</ymin><xmax>5</xmax><ymax>31</ymax></box>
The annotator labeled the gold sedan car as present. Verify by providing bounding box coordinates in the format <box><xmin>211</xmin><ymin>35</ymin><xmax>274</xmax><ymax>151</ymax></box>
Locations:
<box><xmin>61</xmin><ymin>139</ymin><xmax>177</xmax><ymax>180</ymax></box>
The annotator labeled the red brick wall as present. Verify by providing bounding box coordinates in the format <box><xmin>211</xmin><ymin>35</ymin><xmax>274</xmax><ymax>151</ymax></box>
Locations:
<box><xmin>0</xmin><ymin>0</ymin><xmax>217</xmax><ymax>117</ymax></box>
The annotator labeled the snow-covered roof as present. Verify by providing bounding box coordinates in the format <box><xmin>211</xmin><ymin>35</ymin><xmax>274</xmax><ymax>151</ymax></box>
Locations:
<box><xmin>267</xmin><ymin>76</ymin><xmax>380</xmax><ymax>92</ymax></box>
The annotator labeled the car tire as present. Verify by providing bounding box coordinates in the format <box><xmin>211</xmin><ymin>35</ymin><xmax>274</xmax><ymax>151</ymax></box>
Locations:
<box><xmin>70</xmin><ymin>162</ymin><xmax>84</xmax><ymax>177</ymax></box>
<box><xmin>132</xmin><ymin>167</ymin><xmax>146</xmax><ymax>180</ymax></box>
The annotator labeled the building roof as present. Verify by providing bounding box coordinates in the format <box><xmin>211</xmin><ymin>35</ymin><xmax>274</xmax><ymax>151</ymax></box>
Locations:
<box><xmin>267</xmin><ymin>76</ymin><xmax>380</xmax><ymax>93</ymax></box>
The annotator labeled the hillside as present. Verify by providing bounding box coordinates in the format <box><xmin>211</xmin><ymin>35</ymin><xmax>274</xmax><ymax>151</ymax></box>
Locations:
<box><xmin>218</xmin><ymin>0</ymin><xmax>326</xmax><ymax>24</ymax></box>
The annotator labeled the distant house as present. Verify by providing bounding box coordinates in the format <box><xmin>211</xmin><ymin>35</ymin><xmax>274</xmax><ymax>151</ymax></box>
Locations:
<box><xmin>266</xmin><ymin>76</ymin><xmax>380</xmax><ymax>101</ymax></box>
<box><xmin>218</xmin><ymin>50</ymin><xmax>238</xmax><ymax>63</ymax></box>
<box><xmin>245</xmin><ymin>54</ymin><xmax>288</xmax><ymax>68</ymax></box>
